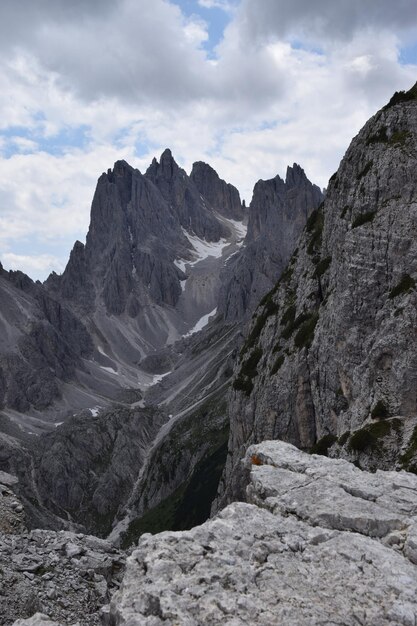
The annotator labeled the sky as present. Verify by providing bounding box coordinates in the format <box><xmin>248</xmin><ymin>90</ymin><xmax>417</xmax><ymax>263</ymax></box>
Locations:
<box><xmin>0</xmin><ymin>0</ymin><xmax>416</xmax><ymax>280</ymax></box>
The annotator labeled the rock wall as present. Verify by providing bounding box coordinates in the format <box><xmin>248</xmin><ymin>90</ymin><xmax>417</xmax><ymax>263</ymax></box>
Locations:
<box><xmin>217</xmin><ymin>164</ymin><xmax>323</xmax><ymax>322</ymax></box>
<box><xmin>217</xmin><ymin>83</ymin><xmax>417</xmax><ymax>508</ymax></box>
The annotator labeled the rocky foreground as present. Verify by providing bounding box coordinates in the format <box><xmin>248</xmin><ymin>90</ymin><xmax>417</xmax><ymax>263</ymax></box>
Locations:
<box><xmin>106</xmin><ymin>441</ymin><xmax>417</xmax><ymax>625</ymax></box>
<box><xmin>0</xmin><ymin>471</ymin><xmax>125</xmax><ymax>626</ymax></box>
<box><xmin>6</xmin><ymin>440</ymin><xmax>417</xmax><ymax>625</ymax></box>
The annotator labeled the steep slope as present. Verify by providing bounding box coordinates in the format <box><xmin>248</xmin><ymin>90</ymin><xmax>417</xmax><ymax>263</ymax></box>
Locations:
<box><xmin>217</xmin><ymin>164</ymin><xmax>323</xmax><ymax>322</ymax></box>
<box><xmin>217</xmin><ymin>83</ymin><xmax>417</xmax><ymax>508</ymax></box>
<box><xmin>190</xmin><ymin>160</ymin><xmax>245</xmax><ymax>221</ymax></box>
<box><xmin>0</xmin><ymin>264</ymin><xmax>93</xmax><ymax>426</ymax></box>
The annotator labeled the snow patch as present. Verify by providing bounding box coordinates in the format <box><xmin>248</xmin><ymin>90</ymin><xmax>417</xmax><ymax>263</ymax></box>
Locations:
<box><xmin>142</xmin><ymin>371</ymin><xmax>172</xmax><ymax>388</ymax></box>
<box><xmin>174</xmin><ymin>259</ymin><xmax>186</xmax><ymax>272</ymax></box>
<box><xmin>227</xmin><ymin>218</ymin><xmax>247</xmax><ymax>242</ymax></box>
<box><xmin>89</xmin><ymin>406</ymin><xmax>102</xmax><ymax>417</ymax></box>
<box><xmin>184</xmin><ymin>308</ymin><xmax>217</xmax><ymax>337</ymax></box>
<box><xmin>100</xmin><ymin>365</ymin><xmax>118</xmax><ymax>374</ymax></box>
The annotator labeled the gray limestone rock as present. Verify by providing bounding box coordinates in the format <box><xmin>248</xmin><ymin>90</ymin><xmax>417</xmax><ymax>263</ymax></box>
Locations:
<box><xmin>217</xmin><ymin>83</ymin><xmax>417</xmax><ymax>507</ymax></box>
<box><xmin>145</xmin><ymin>149</ymin><xmax>230</xmax><ymax>242</ymax></box>
<box><xmin>33</xmin><ymin>406</ymin><xmax>166</xmax><ymax>536</ymax></box>
<box><xmin>1</xmin><ymin>527</ymin><xmax>124</xmax><ymax>626</ymax></box>
<box><xmin>217</xmin><ymin>164</ymin><xmax>323</xmax><ymax>322</ymax></box>
<box><xmin>190</xmin><ymin>160</ymin><xmax>245</xmax><ymax>221</ymax></box>
<box><xmin>107</xmin><ymin>441</ymin><xmax>417</xmax><ymax>626</ymax></box>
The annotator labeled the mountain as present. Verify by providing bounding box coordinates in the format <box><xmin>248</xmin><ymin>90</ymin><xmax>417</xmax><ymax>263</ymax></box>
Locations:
<box><xmin>217</xmin><ymin>164</ymin><xmax>323</xmax><ymax>321</ymax></box>
<box><xmin>0</xmin><ymin>149</ymin><xmax>319</xmax><ymax>538</ymax></box>
<box><xmin>3</xmin><ymin>84</ymin><xmax>417</xmax><ymax>626</ymax></box>
<box><xmin>216</xmin><ymin>81</ymin><xmax>417</xmax><ymax>510</ymax></box>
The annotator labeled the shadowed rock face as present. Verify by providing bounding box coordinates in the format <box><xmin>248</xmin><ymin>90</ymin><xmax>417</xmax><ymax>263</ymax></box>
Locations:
<box><xmin>146</xmin><ymin>149</ymin><xmax>231</xmax><ymax>242</ymax></box>
<box><xmin>50</xmin><ymin>158</ymin><xmax>189</xmax><ymax>316</ymax></box>
<box><xmin>33</xmin><ymin>406</ymin><xmax>165</xmax><ymax>537</ymax></box>
<box><xmin>217</xmin><ymin>164</ymin><xmax>323</xmax><ymax>322</ymax></box>
<box><xmin>190</xmin><ymin>160</ymin><xmax>245</xmax><ymax>221</ymax></box>
<box><xmin>217</xmin><ymin>83</ymin><xmax>417</xmax><ymax>509</ymax></box>
<box><xmin>0</xmin><ymin>265</ymin><xmax>92</xmax><ymax>413</ymax></box>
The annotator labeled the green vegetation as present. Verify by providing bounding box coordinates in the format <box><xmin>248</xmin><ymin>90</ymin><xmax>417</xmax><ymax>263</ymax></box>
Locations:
<box><xmin>241</xmin><ymin>297</ymin><xmax>279</xmax><ymax>355</ymax></box>
<box><xmin>121</xmin><ymin>440</ymin><xmax>228</xmax><ymax>547</ymax></box>
<box><xmin>313</xmin><ymin>256</ymin><xmax>332</xmax><ymax>279</ymax></box>
<box><xmin>270</xmin><ymin>354</ymin><xmax>285</xmax><ymax>375</ymax></box>
<box><xmin>307</xmin><ymin>205</ymin><xmax>324</xmax><ymax>256</ymax></box>
<box><xmin>357</xmin><ymin>160</ymin><xmax>373</xmax><ymax>180</ymax></box>
<box><xmin>389</xmin><ymin>274</ymin><xmax>416</xmax><ymax>299</ymax></box>
<box><xmin>352</xmin><ymin>210</ymin><xmax>377</xmax><ymax>228</ymax></box>
<box><xmin>294</xmin><ymin>312</ymin><xmax>319</xmax><ymax>349</ymax></box>
<box><xmin>241</xmin><ymin>347</ymin><xmax>263</xmax><ymax>378</ymax></box>
<box><xmin>384</xmin><ymin>83</ymin><xmax>417</xmax><ymax>109</ymax></box>
<box><xmin>371</xmin><ymin>399</ymin><xmax>389</xmax><ymax>420</ymax></box>
<box><xmin>400</xmin><ymin>425</ymin><xmax>417</xmax><ymax>473</ymax></box>
<box><xmin>340</xmin><ymin>205</ymin><xmax>350</xmax><ymax>219</ymax></box>
<box><xmin>389</xmin><ymin>130</ymin><xmax>411</xmax><ymax>145</ymax></box>
<box><xmin>366</xmin><ymin>127</ymin><xmax>388</xmax><ymax>145</ymax></box>
<box><xmin>310</xmin><ymin>434</ymin><xmax>337</xmax><ymax>456</ymax></box>
<box><xmin>234</xmin><ymin>347</ymin><xmax>263</xmax><ymax>396</ymax></box>
<box><xmin>282</xmin><ymin>311</ymin><xmax>311</xmax><ymax>340</ymax></box>
<box><xmin>348</xmin><ymin>420</ymin><xmax>391</xmax><ymax>452</ymax></box>
<box><xmin>281</xmin><ymin>304</ymin><xmax>296</xmax><ymax>326</ymax></box>
<box><xmin>338</xmin><ymin>431</ymin><xmax>350</xmax><ymax>447</ymax></box>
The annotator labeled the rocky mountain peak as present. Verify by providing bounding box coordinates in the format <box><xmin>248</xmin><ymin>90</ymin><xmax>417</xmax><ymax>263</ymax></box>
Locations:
<box><xmin>217</xmin><ymin>165</ymin><xmax>323</xmax><ymax>322</ymax></box>
<box><xmin>145</xmin><ymin>148</ymin><xmax>180</xmax><ymax>182</ymax></box>
<box><xmin>285</xmin><ymin>162</ymin><xmax>309</xmax><ymax>187</ymax></box>
<box><xmin>190</xmin><ymin>160</ymin><xmax>244</xmax><ymax>221</ymax></box>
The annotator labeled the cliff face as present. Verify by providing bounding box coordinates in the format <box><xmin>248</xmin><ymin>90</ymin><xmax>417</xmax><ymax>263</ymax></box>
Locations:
<box><xmin>190</xmin><ymin>160</ymin><xmax>245</xmax><ymax>221</ymax></box>
<box><xmin>217</xmin><ymin>84</ymin><xmax>417</xmax><ymax>508</ymax></box>
<box><xmin>217</xmin><ymin>164</ymin><xmax>323</xmax><ymax>322</ymax></box>
<box><xmin>0</xmin><ymin>265</ymin><xmax>92</xmax><ymax>414</ymax></box>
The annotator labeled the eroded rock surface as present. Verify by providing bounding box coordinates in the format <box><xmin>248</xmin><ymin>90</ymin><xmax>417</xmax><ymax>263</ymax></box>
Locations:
<box><xmin>1</xmin><ymin>527</ymin><xmax>124</xmax><ymax>626</ymax></box>
<box><xmin>107</xmin><ymin>441</ymin><xmax>417</xmax><ymax>625</ymax></box>
<box><xmin>218</xmin><ymin>83</ymin><xmax>417</xmax><ymax>507</ymax></box>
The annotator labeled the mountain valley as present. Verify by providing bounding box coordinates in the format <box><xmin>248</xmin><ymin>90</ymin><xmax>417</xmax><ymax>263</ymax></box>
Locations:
<box><xmin>1</xmin><ymin>82</ymin><xmax>417</xmax><ymax>625</ymax></box>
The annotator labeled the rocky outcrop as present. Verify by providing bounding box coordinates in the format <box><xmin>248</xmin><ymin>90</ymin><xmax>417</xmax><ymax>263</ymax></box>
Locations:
<box><xmin>190</xmin><ymin>161</ymin><xmax>245</xmax><ymax>221</ymax></box>
<box><xmin>0</xmin><ymin>472</ymin><xmax>124</xmax><ymax>626</ymax></box>
<box><xmin>107</xmin><ymin>441</ymin><xmax>417</xmax><ymax>625</ymax></box>
<box><xmin>1</xmin><ymin>527</ymin><xmax>124</xmax><ymax>626</ymax></box>
<box><xmin>33</xmin><ymin>406</ymin><xmax>165</xmax><ymax>537</ymax></box>
<box><xmin>0</xmin><ymin>266</ymin><xmax>92</xmax><ymax>414</ymax></box>
<box><xmin>217</xmin><ymin>164</ymin><xmax>323</xmax><ymax>322</ymax></box>
<box><xmin>217</xmin><ymin>82</ymin><xmax>417</xmax><ymax>508</ymax></box>
<box><xmin>145</xmin><ymin>149</ymin><xmax>230</xmax><ymax>241</ymax></box>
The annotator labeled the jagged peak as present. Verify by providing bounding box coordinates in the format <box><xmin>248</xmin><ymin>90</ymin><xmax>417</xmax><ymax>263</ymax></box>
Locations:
<box><xmin>101</xmin><ymin>160</ymin><xmax>135</xmax><ymax>184</ymax></box>
<box><xmin>146</xmin><ymin>148</ymin><xmax>180</xmax><ymax>180</ymax></box>
<box><xmin>285</xmin><ymin>163</ymin><xmax>307</xmax><ymax>187</ymax></box>
<box><xmin>191</xmin><ymin>160</ymin><xmax>217</xmax><ymax>176</ymax></box>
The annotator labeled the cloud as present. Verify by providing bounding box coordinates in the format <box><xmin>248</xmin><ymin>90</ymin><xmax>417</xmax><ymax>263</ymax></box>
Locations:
<box><xmin>2</xmin><ymin>252</ymin><xmax>65</xmax><ymax>280</ymax></box>
<box><xmin>197</xmin><ymin>0</ymin><xmax>236</xmax><ymax>10</ymax></box>
<box><xmin>239</xmin><ymin>0</ymin><xmax>417</xmax><ymax>44</ymax></box>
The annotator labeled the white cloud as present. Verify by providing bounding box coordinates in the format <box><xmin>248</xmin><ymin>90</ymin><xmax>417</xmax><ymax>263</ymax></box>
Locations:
<box><xmin>2</xmin><ymin>252</ymin><xmax>65</xmax><ymax>280</ymax></box>
<box><xmin>197</xmin><ymin>0</ymin><xmax>236</xmax><ymax>10</ymax></box>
